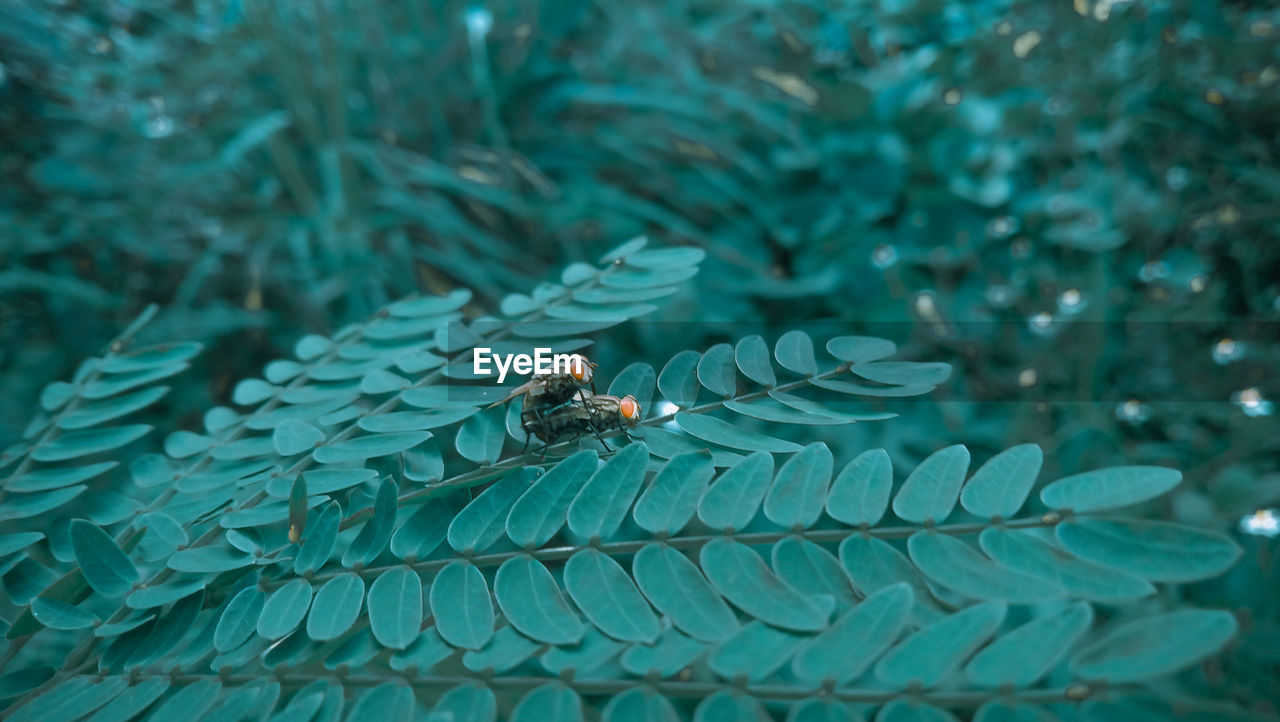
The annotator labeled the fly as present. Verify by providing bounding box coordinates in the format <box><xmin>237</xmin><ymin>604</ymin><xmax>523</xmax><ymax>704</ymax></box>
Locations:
<box><xmin>522</xmin><ymin>390</ymin><xmax>642</xmax><ymax>458</ymax></box>
<box><xmin>488</xmin><ymin>353</ymin><xmax>597</xmax><ymax>436</ymax></box>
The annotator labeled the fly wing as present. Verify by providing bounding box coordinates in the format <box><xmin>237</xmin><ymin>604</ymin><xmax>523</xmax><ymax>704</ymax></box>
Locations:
<box><xmin>486</xmin><ymin>379</ymin><xmax>535</xmax><ymax>408</ymax></box>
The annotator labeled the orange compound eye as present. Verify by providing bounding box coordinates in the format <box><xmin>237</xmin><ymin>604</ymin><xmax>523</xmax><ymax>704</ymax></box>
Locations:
<box><xmin>619</xmin><ymin>395</ymin><xmax>640</xmax><ymax>420</ymax></box>
<box><xmin>570</xmin><ymin>356</ymin><xmax>593</xmax><ymax>382</ymax></box>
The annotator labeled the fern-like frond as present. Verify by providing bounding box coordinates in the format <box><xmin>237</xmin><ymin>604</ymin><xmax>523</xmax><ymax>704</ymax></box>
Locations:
<box><xmin>1</xmin><ymin>434</ymin><xmax>1243</xmax><ymax>721</ymax></box>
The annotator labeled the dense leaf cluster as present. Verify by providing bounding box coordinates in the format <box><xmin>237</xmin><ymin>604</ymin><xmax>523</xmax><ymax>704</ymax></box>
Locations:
<box><xmin>0</xmin><ymin>244</ymin><xmax>1259</xmax><ymax>720</ymax></box>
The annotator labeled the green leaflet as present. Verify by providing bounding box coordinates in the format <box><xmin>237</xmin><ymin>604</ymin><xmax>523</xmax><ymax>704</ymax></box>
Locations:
<box><xmin>1069</xmin><ymin>609</ymin><xmax>1238</xmax><ymax>683</ymax></box>
<box><xmin>129</xmin><ymin>589</ymin><xmax>205</xmax><ymax>667</ymax></box>
<box><xmin>342</xmin><ymin>477</ymin><xmax>398</xmax><ymax>567</ymax></box>
<box><xmin>125</xmin><ymin>577</ymin><xmax>206</xmax><ymax>610</ymax></box>
<box><xmin>427</xmin><ymin>560</ymin><xmax>491</xmax><ymax>650</ymax></box>
<box><xmin>82</xmin><ymin>364</ymin><xmax>187</xmax><ymax>400</ymax></box>
<box><xmin>607</xmin><ymin>362</ymin><xmax>657</xmax><ymax>415</ymax></box>
<box><xmin>0</xmin><ymin>532</ymin><xmax>44</xmax><ymax>557</ymax></box>
<box><xmin>792</xmin><ymin>583</ymin><xmax>913</xmax><ymax>686</ymax></box>
<box><xmin>564</xmin><ymin>548</ymin><xmax>661</xmax><ymax>643</ymax></box>
<box><xmin>972</xmin><ymin>702</ymin><xmax>1058</xmax><ymax>722</ymax></box>
<box><xmin>31</xmin><ymin>424</ymin><xmax>152</xmax><ymax>462</ymax></box>
<box><xmin>359</xmin><ymin>407</ymin><xmax>477</xmax><ymax>433</ymax></box>
<box><xmin>632</xmin><ymin>543</ymin><xmax>740</xmax><ymax>642</ymax></box>
<box><xmin>620</xmin><ymin>627</ymin><xmax>707</xmax><ymax>678</ymax></box>
<box><xmin>298</xmin><ymin>468</ymin><xmax>378</xmax><ymax>496</ymax></box>
<box><xmin>697</xmin><ymin>450</ymin><xmax>774</xmax><ymax>531</ymax></box>
<box><xmin>313</xmin><ymin>431</ymin><xmax>431</xmax><ymax>464</ymax></box>
<box><xmin>0</xmin><ymin>486</ymin><xmax>88</xmax><ymax>522</ymax></box>
<box><xmin>7</xmin><ymin>461</ymin><xmax>117</xmax><ymax>492</ymax></box>
<box><xmin>288</xmin><ymin>474</ymin><xmax>308</xmax><ymax>542</ymax></box>
<box><xmin>697</xmin><ymin>343</ymin><xmax>737</xmax><ymax>397</ymax></box>
<box><xmin>100</xmin><ymin>342</ymin><xmax>202</xmax><ymax>373</ymax></box>
<box><xmin>700</xmin><ymin>538</ymin><xmax>830</xmax><ymax>631</ymax></box>
<box><xmin>58</xmin><ymin>386</ymin><xmax>169</xmax><ymax>430</ymax></box>
<box><xmin>959</xmin><ymin>444</ymin><xmax>1043</xmax><ymax>520</ymax></box>
<box><xmin>129</xmin><ymin>454</ymin><xmax>175</xmax><ymax>488</ymax></box>
<box><xmin>907</xmin><ymin>532</ymin><xmax>1064</xmax><ymax>603</ymax></box>
<box><xmin>200</xmin><ymin>680</ymin><xmax>270</xmax><ymax>722</ymax></box>
<box><xmin>391</xmin><ymin>491</ymin><xmax>466</xmax><ymax>560</ymax></box>
<box><xmin>507</xmin><ymin>450</ymin><xmax>597</xmax><ymax>548</ymax></box>
<box><xmin>693</xmin><ymin>692</ymin><xmax>769</xmax><ymax>722</ymax></box>
<box><xmin>347</xmin><ymin>682</ymin><xmax>415</xmax><ymax>722</ymax></box>
<box><xmin>463</xmin><ymin>625</ymin><xmax>540</xmax><ymax>673</ymax></box>
<box><xmin>448</xmin><ymin>468</ymin><xmax>538</xmax><ymax>553</ymax></box>
<box><xmin>657</xmin><ymin>350</ymin><xmax>701</xmax><ymax>407</ymax></box>
<box><xmin>774</xmin><ymin>330</ymin><xmax>818</xmax><ymax>376</ymax></box>
<box><xmin>324</xmin><ymin>629</ymin><xmax>379</xmax><ymax>671</ymax></box>
<box><xmin>215</xmin><ymin>586</ymin><xmax>265</xmax><ymax>652</ymax></box>
<box><xmin>368</xmin><ymin>567</ymin><xmax>424</xmax><ymax>649</ymax></box>
<box><xmin>723</xmin><ymin>399</ymin><xmax>860</xmax><ymax>425</ymax></box>
<box><xmin>257</xmin><ymin>578</ymin><xmax>314</xmax><ymax>639</ymax></box>
<box><xmin>150</xmin><ymin>678</ymin><xmax>224</xmax><ymax>721</ymax></box>
<box><xmin>709</xmin><ymin>621</ymin><xmax>810</xmax><ymax>682</ymax></box>
<box><xmin>1056</xmin><ymin>518</ymin><xmax>1243</xmax><ymax>582</ymax></box>
<box><xmin>839</xmin><ymin>536</ymin><xmax>939</xmax><ymax>622</ymax></box>
<box><xmin>825</xmin><ymin>448</ymin><xmax>892</xmax><ymax>527</ymax></box>
<box><xmin>601</xmin><ymin>688</ymin><xmax>680</xmax><ymax>722</ymax></box>
<box><xmin>891</xmin><ymin>444</ymin><xmax>970</xmax><ymax>524</ymax></box>
<box><xmin>849</xmin><ymin>361</ymin><xmax>952</xmax><ymax>386</ymax></box>
<box><xmin>826</xmin><ymin>335</ymin><xmax>897</xmax><ymax>365</ymax></box>
<box><xmin>455</xmin><ymin>407</ymin><xmax>506</xmax><ymax>464</ymax></box>
<box><xmin>389</xmin><ymin>628</ymin><xmax>452</xmax><ymax>673</ymax></box>
<box><xmin>82</xmin><ymin>678</ymin><xmax>170</xmax><ymax>722</ymax></box>
<box><xmin>30</xmin><ymin>598</ymin><xmax>99</xmax><ymax>630</ymax></box>
<box><xmin>495</xmin><ymin>555</ymin><xmax>584</xmax><ymax>645</ymax></box>
<box><xmin>294</xmin><ymin>502</ymin><xmax>342</xmax><ymax>575</ymax></box>
<box><xmin>735</xmin><ymin>335</ymin><xmax>776</xmax><ymax>386</ymax></box>
<box><xmin>601</xmin><ymin>266</ymin><xmax>698</xmax><ymax>290</ymax></box>
<box><xmin>306</xmin><ymin>573</ymin><xmax>365</xmax><ymax>641</ymax></box>
<box><xmin>763</xmin><ymin>442</ymin><xmax>833</xmax><ymax>528</ymax></box>
<box><xmin>510</xmin><ymin>685</ymin><xmax>583</xmax><ymax>722</ymax></box>
<box><xmin>389</xmin><ymin>289</ymin><xmax>472</xmax><ymax>318</ymax></box>
<box><xmin>876</xmin><ymin>701</ymin><xmax>960</xmax><ymax>722</ymax></box>
<box><xmin>541</xmin><ymin>627</ymin><xmax>627</xmax><ymax>675</ymax></box>
<box><xmin>361</xmin><ymin>368</ymin><xmax>411</xmax><ymax>394</ymax></box>
<box><xmin>875</xmin><ymin>601</ymin><xmax>1007</xmax><ymax>688</ymax></box>
<box><xmin>39</xmin><ymin>381</ymin><xmax>73</xmax><ymax>411</ymax></box>
<box><xmin>164</xmin><ymin>430</ymin><xmax>213</xmax><ymax>458</ymax></box>
<box><xmin>403</xmin><ymin>442</ymin><xmax>445</xmax><ymax>483</ymax></box>
<box><xmin>786</xmin><ymin>700</ymin><xmax>861</xmax><ymax>722</ymax></box>
<box><xmin>643</xmin><ymin>427</ymin><xmax>744</xmax><ymax>467</ymax></box>
<box><xmin>233</xmin><ymin>378</ymin><xmax>281</xmax><ymax>405</ymax></box>
<box><xmin>432</xmin><ymin>684</ymin><xmax>497</xmax><ymax>722</ymax></box>
<box><xmin>168</xmin><ymin>545</ymin><xmax>255</xmax><ymax>573</ymax></box>
<box><xmin>625</xmin><ymin>247</ymin><xmax>706</xmax><ymax>270</ymax></box>
<box><xmin>1040</xmin><ymin>466</ymin><xmax>1182</xmax><ymax>512</ymax></box>
<box><xmin>978</xmin><ymin>528</ymin><xmax>1155</xmax><ymax>602</ymax></box>
<box><xmin>965</xmin><ymin>602</ymin><xmax>1093</xmax><ymax>687</ymax></box>
<box><xmin>633</xmin><ymin>451</ymin><xmax>715</xmax><ymax>535</ymax></box>
<box><xmin>600</xmin><ymin>235</ymin><xmax>649</xmax><ymax>263</ymax></box>
<box><xmin>675</xmin><ymin>412</ymin><xmax>802</xmax><ymax>453</ymax></box>
<box><xmin>273</xmin><ymin>420</ymin><xmax>325</xmax><ymax>457</ymax></box>
<box><xmin>810</xmin><ymin>378</ymin><xmax>937</xmax><ymax>398</ymax></box>
<box><xmin>567</xmin><ymin>442</ymin><xmax>649</xmax><ymax>540</ymax></box>
<box><xmin>772</xmin><ymin>537</ymin><xmax>858</xmax><ymax>614</ymax></box>
<box><xmin>69</xmin><ymin>519</ymin><xmax>138</xmax><ymax>598</ymax></box>
<box><xmin>6</xmin><ymin>676</ymin><xmax>129</xmax><ymax>722</ymax></box>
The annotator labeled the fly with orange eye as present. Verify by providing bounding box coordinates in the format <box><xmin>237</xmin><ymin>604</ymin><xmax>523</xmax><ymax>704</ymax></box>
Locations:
<box><xmin>519</xmin><ymin>390</ymin><xmax>643</xmax><ymax>459</ymax></box>
<box><xmin>488</xmin><ymin>353</ymin><xmax>599</xmax><ymax>428</ymax></box>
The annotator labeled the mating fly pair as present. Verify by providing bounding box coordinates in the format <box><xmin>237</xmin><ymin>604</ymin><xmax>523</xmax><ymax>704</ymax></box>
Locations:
<box><xmin>489</xmin><ymin>354</ymin><xmax>642</xmax><ymax>457</ymax></box>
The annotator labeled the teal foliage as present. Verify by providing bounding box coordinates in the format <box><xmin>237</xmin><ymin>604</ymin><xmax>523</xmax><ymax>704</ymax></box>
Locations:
<box><xmin>0</xmin><ymin>244</ymin><xmax>1261</xmax><ymax>720</ymax></box>
<box><xmin>1</xmin><ymin>0</ymin><xmax>1277</xmax><ymax>718</ymax></box>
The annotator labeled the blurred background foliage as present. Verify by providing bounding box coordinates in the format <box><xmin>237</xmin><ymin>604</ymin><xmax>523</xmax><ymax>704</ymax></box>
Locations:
<box><xmin>1</xmin><ymin>0</ymin><xmax>1278</xmax><ymax>713</ymax></box>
